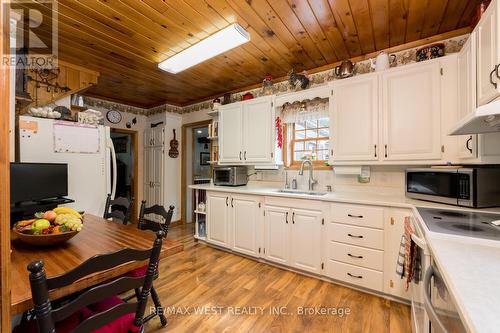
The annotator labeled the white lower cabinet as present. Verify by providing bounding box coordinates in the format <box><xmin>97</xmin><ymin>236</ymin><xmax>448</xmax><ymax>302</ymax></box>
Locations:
<box><xmin>231</xmin><ymin>194</ymin><xmax>261</xmax><ymax>257</ymax></box>
<box><xmin>206</xmin><ymin>192</ymin><xmax>230</xmax><ymax>248</ymax></box>
<box><xmin>205</xmin><ymin>191</ymin><xmax>411</xmax><ymax>301</ymax></box>
<box><xmin>263</xmin><ymin>204</ymin><xmax>323</xmax><ymax>274</ymax></box>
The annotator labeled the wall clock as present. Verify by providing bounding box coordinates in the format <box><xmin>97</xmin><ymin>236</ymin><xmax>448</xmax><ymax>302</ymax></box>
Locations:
<box><xmin>106</xmin><ymin>110</ymin><xmax>122</xmax><ymax>124</ymax></box>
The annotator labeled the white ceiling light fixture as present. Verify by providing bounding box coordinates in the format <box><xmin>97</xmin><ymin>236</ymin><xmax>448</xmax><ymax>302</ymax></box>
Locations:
<box><xmin>158</xmin><ymin>23</ymin><xmax>250</xmax><ymax>74</ymax></box>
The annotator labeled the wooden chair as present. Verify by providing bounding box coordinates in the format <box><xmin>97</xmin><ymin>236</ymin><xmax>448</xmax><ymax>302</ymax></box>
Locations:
<box><xmin>126</xmin><ymin>201</ymin><xmax>174</xmax><ymax>327</ymax></box>
<box><xmin>23</xmin><ymin>231</ymin><xmax>164</xmax><ymax>333</ymax></box>
<box><xmin>103</xmin><ymin>194</ymin><xmax>134</xmax><ymax>225</ymax></box>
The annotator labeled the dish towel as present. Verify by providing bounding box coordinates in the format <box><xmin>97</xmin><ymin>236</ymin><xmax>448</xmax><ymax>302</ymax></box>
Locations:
<box><xmin>395</xmin><ymin>216</ymin><xmax>417</xmax><ymax>290</ymax></box>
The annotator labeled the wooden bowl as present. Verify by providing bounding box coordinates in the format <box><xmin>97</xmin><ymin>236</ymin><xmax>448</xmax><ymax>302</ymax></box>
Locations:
<box><xmin>12</xmin><ymin>229</ymin><xmax>80</xmax><ymax>246</ymax></box>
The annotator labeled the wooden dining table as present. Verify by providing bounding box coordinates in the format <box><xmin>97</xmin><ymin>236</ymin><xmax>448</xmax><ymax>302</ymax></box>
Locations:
<box><xmin>10</xmin><ymin>214</ymin><xmax>183</xmax><ymax>315</ymax></box>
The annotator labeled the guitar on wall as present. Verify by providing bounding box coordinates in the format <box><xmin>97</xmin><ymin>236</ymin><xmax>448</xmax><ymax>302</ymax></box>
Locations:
<box><xmin>168</xmin><ymin>129</ymin><xmax>179</xmax><ymax>158</ymax></box>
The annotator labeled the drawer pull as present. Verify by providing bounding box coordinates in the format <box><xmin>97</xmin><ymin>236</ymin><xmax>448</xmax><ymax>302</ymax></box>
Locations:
<box><xmin>347</xmin><ymin>272</ymin><xmax>363</xmax><ymax>279</ymax></box>
<box><xmin>347</xmin><ymin>233</ymin><xmax>364</xmax><ymax>239</ymax></box>
<box><xmin>347</xmin><ymin>253</ymin><xmax>363</xmax><ymax>259</ymax></box>
<box><xmin>347</xmin><ymin>214</ymin><xmax>363</xmax><ymax>218</ymax></box>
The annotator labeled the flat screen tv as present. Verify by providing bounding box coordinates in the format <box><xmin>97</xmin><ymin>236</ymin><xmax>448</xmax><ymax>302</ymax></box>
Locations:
<box><xmin>10</xmin><ymin>163</ymin><xmax>68</xmax><ymax>204</ymax></box>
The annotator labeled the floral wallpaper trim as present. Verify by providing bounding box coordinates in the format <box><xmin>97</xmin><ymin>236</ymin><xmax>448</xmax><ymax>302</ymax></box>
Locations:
<box><xmin>83</xmin><ymin>34</ymin><xmax>468</xmax><ymax>116</ymax></box>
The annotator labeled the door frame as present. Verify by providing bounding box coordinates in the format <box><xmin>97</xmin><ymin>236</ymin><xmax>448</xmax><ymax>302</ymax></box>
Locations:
<box><xmin>1</xmin><ymin>1</ymin><xmax>11</xmax><ymax>328</ymax></box>
<box><xmin>181</xmin><ymin>119</ymin><xmax>212</xmax><ymax>225</ymax></box>
<box><xmin>110</xmin><ymin>128</ymin><xmax>139</xmax><ymax>223</ymax></box>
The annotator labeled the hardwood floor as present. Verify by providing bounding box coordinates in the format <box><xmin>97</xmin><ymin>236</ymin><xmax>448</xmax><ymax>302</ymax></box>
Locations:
<box><xmin>145</xmin><ymin>223</ymin><xmax>412</xmax><ymax>333</ymax></box>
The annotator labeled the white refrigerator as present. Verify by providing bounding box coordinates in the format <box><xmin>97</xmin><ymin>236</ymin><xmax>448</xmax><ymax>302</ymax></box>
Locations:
<box><xmin>18</xmin><ymin>115</ymin><xmax>117</xmax><ymax>216</ymax></box>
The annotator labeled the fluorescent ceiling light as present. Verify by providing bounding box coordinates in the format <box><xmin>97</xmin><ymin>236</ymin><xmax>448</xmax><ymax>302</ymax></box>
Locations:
<box><xmin>158</xmin><ymin>23</ymin><xmax>250</xmax><ymax>74</ymax></box>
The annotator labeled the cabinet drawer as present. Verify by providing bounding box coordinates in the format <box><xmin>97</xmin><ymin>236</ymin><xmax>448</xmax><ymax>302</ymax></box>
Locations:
<box><xmin>330</xmin><ymin>203</ymin><xmax>384</xmax><ymax>229</ymax></box>
<box><xmin>328</xmin><ymin>223</ymin><xmax>384</xmax><ymax>250</ymax></box>
<box><xmin>326</xmin><ymin>260</ymin><xmax>383</xmax><ymax>292</ymax></box>
<box><xmin>327</xmin><ymin>241</ymin><xmax>383</xmax><ymax>271</ymax></box>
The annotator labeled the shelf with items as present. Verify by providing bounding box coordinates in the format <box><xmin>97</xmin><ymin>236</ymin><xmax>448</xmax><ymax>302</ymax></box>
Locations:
<box><xmin>193</xmin><ymin>188</ymin><xmax>207</xmax><ymax>240</ymax></box>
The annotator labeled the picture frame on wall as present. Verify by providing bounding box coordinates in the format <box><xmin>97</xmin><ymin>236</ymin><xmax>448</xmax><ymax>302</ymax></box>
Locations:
<box><xmin>200</xmin><ymin>152</ymin><xmax>210</xmax><ymax>166</ymax></box>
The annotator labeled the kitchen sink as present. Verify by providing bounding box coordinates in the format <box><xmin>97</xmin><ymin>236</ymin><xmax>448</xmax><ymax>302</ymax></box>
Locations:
<box><xmin>275</xmin><ymin>189</ymin><xmax>328</xmax><ymax>196</ymax></box>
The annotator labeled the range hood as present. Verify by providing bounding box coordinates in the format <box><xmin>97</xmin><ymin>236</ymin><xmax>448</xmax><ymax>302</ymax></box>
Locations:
<box><xmin>450</xmin><ymin>99</ymin><xmax>500</xmax><ymax>135</ymax></box>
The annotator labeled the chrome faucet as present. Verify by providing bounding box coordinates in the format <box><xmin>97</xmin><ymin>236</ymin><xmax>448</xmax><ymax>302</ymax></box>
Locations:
<box><xmin>298</xmin><ymin>159</ymin><xmax>318</xmax><ymax>191</ymax></box>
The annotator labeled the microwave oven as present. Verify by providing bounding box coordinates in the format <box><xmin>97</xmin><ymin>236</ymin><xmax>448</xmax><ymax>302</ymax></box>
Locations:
<box><xmin>405</xmin><ymin>167</ymin><xmax>500</xmax><ymax>208</ymax></box>
<box><xmin>213</xmin><ymin>166</ymin><xmax>248</xmax><ymax>186</ymax></box>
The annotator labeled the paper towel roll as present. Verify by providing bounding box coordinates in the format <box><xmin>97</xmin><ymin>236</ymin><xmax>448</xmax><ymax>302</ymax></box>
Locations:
<box><xmin>333</xmin><ymin>166</ymin><xmax>362</xmax><ymax>175</ymax></box>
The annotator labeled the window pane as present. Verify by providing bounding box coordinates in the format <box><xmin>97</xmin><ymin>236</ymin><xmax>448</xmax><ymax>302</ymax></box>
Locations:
<box><xmin>319</xmin><ymin>118</ymin><xmax>329</xmax><ymax>128</ymax></box>
<box><xmin>305</xmin><ymin>120</ymin><xmax>317</xmax><ymax>129</ymax></box>
<box><xmin>317</xmin><ymin>150</ymin><xmax>329</xmax><ymax>161</ymax></box>
<box><xmin>294</xmin><ymin>151</ymin><xmax>306</xmax><ymax>161</ymax></box>
<box><xmin>319</xmin><ymin>128</ymin><xmax>329</xmax><ymax>137</ymax></box>
<box><xmin>295</xmin><ymin>130</ymin><xmax>305</xmax><ymax>139</ymax></box>
<box><xmin>306</xmin><ymin>141</ymin><xmax>317</xmax><ymax>151</ymax></box>
<box><xmin>317</xmin><ymin>139</ymin><xmax>329</xmax><ymax>150</ymax></box>
<box><xmin>294</xmin><ymin>142</ymin><xmax>304</xmax><ymax>151</ymax></box>
<box><xmin>295</xmin><ymin>121</ymin><xmax>305</xmax><ymax>130</ymax></box>
<box><xmin>306</xmin><ymin>130</ymin><xmax>318</xmax><ymax>138</ymax></box>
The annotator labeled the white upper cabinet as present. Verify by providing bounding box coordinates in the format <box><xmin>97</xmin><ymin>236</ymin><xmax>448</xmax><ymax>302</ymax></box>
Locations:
<box><xmin>457</xmin><ymin>32</ymin><xmax>479</xmax><ymax>159</ymax></box>
<box><xmin>219</xmin><ymin>96</ymin><xmax>275</xmax><ymax>165</ymax></box>
<box><xmin>242</xmin><ymin>96</ymin><xmax>274</xmax><ymax>163</ymax></box>
<box><xmin>219</xmin><ymin>103</ymin><xmax>243</xmax><ymax>163</ymax></box>
<box><xmin>331</xmin><ymin>74</ymin><xmax>379</xmax><ymax>162</ymax></box>
<box><xmin>476</xmin><ymin>0</ymin><xmax>500</xmax><ymax>106</ymax></box>
<box><xmin>231</xmin><ymin>194</ymin><xmax>261</xmax><ymax>257</ymax></box>
<box><xmin>382</xmin><ymin>61</ymin><xmax>442</xmax><ymax>161</ymax></box>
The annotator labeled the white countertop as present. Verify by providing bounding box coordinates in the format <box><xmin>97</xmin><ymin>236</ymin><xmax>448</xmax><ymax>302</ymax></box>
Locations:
<box><xmin>190</xmin><ymin>183</ymin><xmax>500</xmax><ymax>333</ymax></box>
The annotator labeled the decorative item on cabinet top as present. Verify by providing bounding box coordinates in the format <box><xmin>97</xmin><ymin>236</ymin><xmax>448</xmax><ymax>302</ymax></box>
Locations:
<box><xmin>334</xmin><ymin>60</ymin><xmax>356</xmax><ymax>78</ymax></box>
<box><xmin>416</xmin><ymin>43</ymin><xmax>445</xmax><ymax>62</ymax></box>
<box><xmin>288</xmin><ymin>69</ymin><xmax>310</xmax><ymax>90</ymax></box>
<box><xmin>370</xmin><ymin>52</ymin><xmax>396</xmax><ymax>72</ymax></box>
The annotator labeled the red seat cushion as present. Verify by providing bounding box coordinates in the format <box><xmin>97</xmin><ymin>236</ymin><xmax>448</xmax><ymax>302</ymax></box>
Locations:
<box><xmin>83</xmin><ymin>295</ymin><xmax>137</xmax><ymax>333</ymax></box>
<box><xmin>127</xmin><ymin>265</ymin><xmax>148</xmax><ymax>278</ymax></box>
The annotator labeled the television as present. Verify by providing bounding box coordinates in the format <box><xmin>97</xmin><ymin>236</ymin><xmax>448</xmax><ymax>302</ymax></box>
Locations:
<box><xmin>10</xmin><ymin>163</ymin><xmax>68</xmax><ymax>204</ymax></box>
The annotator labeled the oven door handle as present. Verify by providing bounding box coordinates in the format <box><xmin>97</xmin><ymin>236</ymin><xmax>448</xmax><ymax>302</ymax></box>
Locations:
<box><xmin>424</xmin><ymin>266</ymin><xmax>448</xmax><ymax>333</ymax></box>
<box><xmin>411</xmin><ymin>233</ymin><xmax>426</xmax><ymax>250</ymax></box>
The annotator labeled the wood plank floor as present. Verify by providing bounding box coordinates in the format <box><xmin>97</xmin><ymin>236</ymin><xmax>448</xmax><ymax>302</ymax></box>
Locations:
<box><xmin>145</xmin><ymin>223</ymin><xmax>412</xmax><ymax>333</ymax></box>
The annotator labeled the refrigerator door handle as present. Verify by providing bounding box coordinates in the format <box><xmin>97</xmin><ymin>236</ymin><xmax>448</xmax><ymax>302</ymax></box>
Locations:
<box><xmin>107</xmin><ymin>137</ymin><xmax>117</xmax><ymax>199</ymax></box>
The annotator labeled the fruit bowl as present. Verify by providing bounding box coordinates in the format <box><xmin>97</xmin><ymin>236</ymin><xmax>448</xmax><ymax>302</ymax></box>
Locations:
<box><xmin>12</xmin><ymin>229</ymin><xmax>80</xmax><ymax>246</ymax></box>
<box><xmin>12</xmin><ymin>207</ymin><xmax>84</xmax><ymax>247</ymax></box>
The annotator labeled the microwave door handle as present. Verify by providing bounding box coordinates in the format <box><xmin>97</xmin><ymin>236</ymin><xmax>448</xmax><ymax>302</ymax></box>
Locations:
<box><xmin>424</xmin><ymin>266</ymin><xmax>449</xmax><ymax>333</ymax></box>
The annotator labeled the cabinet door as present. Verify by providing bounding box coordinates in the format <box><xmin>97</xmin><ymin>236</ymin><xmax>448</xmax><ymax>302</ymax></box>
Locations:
<box><xmin>144</xmin><ymin>129</ymin><xmax>152</xmax><ymax>147</ymax></box>
<box><xmin>289</xmin><ymin>208</ymin><xmax>322</xmax><ymax>274</ymax></box>
<box><xmin>458</xmin><ymin>33</ymin><xmax>479</xmax><ymax>159</ymax></box>
<box><xmin>382</xmin><ymin>62</ymin><xmax>441</xmax><ymax>161</ymax></box>
<box><xmin>263</xmin><ymin>205</ymin><xmax>289</xmax><ymax>265</ymax></box>
<box><xmin>477</xmin><ymin>0</ymin><xmax>499</xmax><ymax>106</ymax></box>
<box><xmin>219</xmin><ymin>103</ymin><xmax>243</xmax><ymax>163</ymax></box>
<box><xmin>242</xmin><ymin>97</ymin><xmax>273</xmax><ymax>163</ymax></box>
<box><xmin>383</xmin><ymin>210</ymin><xmax>412</xmax><ymax>301</ymax></box>
<box><xmin>332</xmin><ymin>74</ymin><xmax>379</xmax><ymax>162</ymax></box>
<box><xmin>207</xmin><ymin>193</ymin><xmax>230</xmax><ymax>248</ymax></box>
<box><xmin>231</xmin><ymin>195</ymin><xmax>261</xmax><ymax>257</ymax></box>
<box><xmin>152</xmin><ymin>127</ymin><xmax>164</xmax><ymax>147</ymax></box>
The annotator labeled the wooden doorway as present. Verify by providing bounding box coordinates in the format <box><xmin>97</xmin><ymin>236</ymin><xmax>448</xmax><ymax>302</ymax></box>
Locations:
<box><xmin>181</xmin><ymin>120</ymin><xmax>212</xmax><ymax>225</ymax></box>
<box><xmin>110</xmin><ymin>128</ymin><xmax>139</xmax><ymax>223</ymax></box>
<box><xmin>1</xmin><ymin>0</ymin><xmax>11</xmax><ymax>329</ymax></box>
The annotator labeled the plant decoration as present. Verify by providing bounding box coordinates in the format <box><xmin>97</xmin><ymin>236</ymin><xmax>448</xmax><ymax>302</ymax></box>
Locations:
<box><xmin>288</xmin><ymin>69</ymin><xmax>310</xmax><ymax>90</ymax></box>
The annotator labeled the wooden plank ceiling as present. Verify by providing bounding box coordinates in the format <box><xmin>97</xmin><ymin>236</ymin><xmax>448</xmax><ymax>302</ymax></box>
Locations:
<box><xmin>28</xmin><ymin>0</ymin><xmax>478</xmax><ymax>108</ymax></box>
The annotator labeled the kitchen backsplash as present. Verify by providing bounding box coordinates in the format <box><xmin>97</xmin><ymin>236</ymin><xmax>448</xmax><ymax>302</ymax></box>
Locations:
<box><xmin>248</xmin><ymin>166</ymin><xmax>408</xmax><ymax>195</ymax></box>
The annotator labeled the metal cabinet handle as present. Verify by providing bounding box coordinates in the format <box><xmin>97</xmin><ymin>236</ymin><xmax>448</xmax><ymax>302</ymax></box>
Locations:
<box><xmin>226</xmin><ymin>197</ymin><xmax>228</xmax><ymax>206</ymax></box>
<box><xmin>231</xmin><ymin>198</ymin><xmax>234</xmax><ymax>207</ymax></box>
<box><xmin>490</xmin><ymin>65</ymin><xmax>498</xmax><ymax>89</ymax></box>
<box><xmin>347</xmin><ymin>273</ymin><xmax>363</xmax><ymax>279</ymax></box>
<box><xmin>239</xmin><ymin>151</ymin><xmax>242</xmax><ymax>160</ymax></box>
<box><xmin>285</xmin><ymin>211</ymin><xmax>288</xmax><ymax>224</ymax></box>
<box><xmin>347</xmin><ymin>253</ymin><xmax>363</xmax><ymax>259</ymax></box>
<box><xmin>244</xmin><ymin>151</ymin><xmax>247</xmax><ymax>160</ymax></box>
<box><xmin>374</xmin><ymin>144</ymin><xmax>377</xmax><ymax>158</ymax></box>
<box><xmin>496</xmin><ymin>64</ymin><xmax>500</xmax><ymax>80</ymax></box>
<box><xmin>384</xmin><ymin>144</ymin><xmax>388</xmax><ymax>158</ymax></box>
<box><xmin>466</xmin><ymin>136</ymin><xmax>473</xmax><ymax>153</ymax></box>
<box><xmin>348</xmin><ymin>214</ymin><xmax>363</xmax><ymax>218</ymax></box>
<box><xmin>423</xmin><ymin>266</ymin><xmax>449</xmax><ymax>333</ymax></box>
<box><xmin>292</xmin><ymin>212</ymin><xmax>295</xmax><ymax>224</ymax></box>
<box><xmin>347</xmin><ymin>233</ymin><xmax>364</xmax><ymax>239</ymax></box>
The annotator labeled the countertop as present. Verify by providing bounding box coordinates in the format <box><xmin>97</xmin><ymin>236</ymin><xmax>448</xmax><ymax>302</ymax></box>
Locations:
<box><xmin>190</xmin><ymin>183</ymin><xmax>500</xmax><ymax>333</ymax></box>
